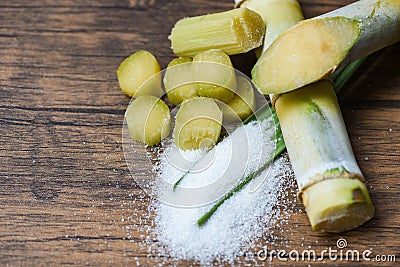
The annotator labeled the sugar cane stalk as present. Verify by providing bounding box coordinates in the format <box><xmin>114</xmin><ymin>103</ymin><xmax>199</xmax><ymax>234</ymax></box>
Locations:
<box><xmin>249</xmin><ymin>0</ymin><xmax>383</xmax><ymax>232</ymax></box>
<box><xmin>252</xmin><ymin>0</ymin><xmax>400</xmax><ymax>94</ymax></box>
<box><xmin>274</xmin><ymin>80</ymin><xmax>374</xmax><ymax>232</ymax></box>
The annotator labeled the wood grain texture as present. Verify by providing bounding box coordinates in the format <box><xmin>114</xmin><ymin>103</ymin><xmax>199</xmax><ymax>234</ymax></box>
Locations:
<box><xmin>0</xmin><ymin>0</ymin><xmax>399</xmax><ymax>265</ymax></box>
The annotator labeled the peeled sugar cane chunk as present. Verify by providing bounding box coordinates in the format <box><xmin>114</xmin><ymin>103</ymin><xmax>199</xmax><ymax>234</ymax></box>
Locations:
<box><xmin>174</xmin><ymin>97</ymin><xmax>223</xmax><ymax>151</ymax></box>
<box><xmin>192</xmin><ymin>49</ymin><xmax>237</xmax><ymax>104</ymax></box>
<box><xmin>222</xmin><ymin>75</ymin><xmax>256</xmax><ymax>121</ymax></box>
<box><xmin>169</xmin><ymin>7</ymin><xmax>265</xmax><ymax>57</ymax></box>
<box><xmin>164</xmin><ymin>57</ymin><xmax>197</xmax><ymax>106</ymax></box>
<box><xmin>125</xmin><ymin>95</ymin><xmax>171</xmax><ymax>146</ymax></box>
<box><xmin>117</xmin><ymin>50</ymin><xmax>163</xmax><ymax>98</ymax></box>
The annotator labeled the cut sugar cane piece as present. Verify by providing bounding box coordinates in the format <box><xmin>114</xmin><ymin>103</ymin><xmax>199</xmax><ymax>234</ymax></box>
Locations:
<box><xmin>169</xmin><ymin>7</ymin><xmax>265</xmax><ymax>57</ymax></box>
<box><xmin>239</xmin><ymin>0</ymin><xmax>304</xmax><ymax>56</ymax></box>
<box><xmin>275</xmin><ymin>80</ymin><xmax>374</xmax><ymax>232</ymax></box>
<box><xmin>164</xmin><ymin>57</ymin><xmax>197</xmax><ymax>106</ymax></box>
<box><xmin>302</xmin><ymin>178</ymin><xmax>374</xmax><ymax>232</ymax></box>
<box><xmin>174</xmin><ymin>97</ymin><xmax>222</xmax><ymax>150</ymax></box>
<box><xmin>253</xmin><ymin>0</ymin><xmax>400</xmax><ymax>94</ymax></box>
<box><xmin>192</xmin><ymin>49</ymin><xmax>237</xmax><ymax>104</ymax></box>
<box><xmin>125</xmin><ymin>95</ymin><xmax>171</xmax><ymax>146</ymax></box>
<box><xmin>222</xmin><ymin>75</ymin><xmax>256</xmax><ymax>121</ymax></box>
<box><xmin>252</xmin><ymin>17</ymin><xmax>360</xmax><ymax>94</ymax></box>
<box><xmin>117</xmin><ymin>50</ymin><xmax>163</xmax><ymax>97</ymax></box>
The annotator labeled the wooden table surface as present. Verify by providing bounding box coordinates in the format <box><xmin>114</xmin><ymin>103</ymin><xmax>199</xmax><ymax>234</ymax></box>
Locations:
<box><xmin>0</xmin><ymin>0</ymin><xmax>399</xmax><ymax>266</ymax></box>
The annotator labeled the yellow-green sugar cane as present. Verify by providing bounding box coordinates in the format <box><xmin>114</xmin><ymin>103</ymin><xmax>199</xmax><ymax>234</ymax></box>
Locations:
<box><xmin>252</xmin><ymin>0</ymin><xmax>400</xmax><ymax>94</ymax></box>
<box><xmin>240</xmin><ymin>0</ymin><xmax>376</xmax><ymax>232</ymax></box>
<box><xmin>169</xmin><ymin>7</ymin><xmax>266</xmax><ymax>57</ymax></box>
<box><xmin>274</xmin><ymin>80</ymin><xmax>374</xmax><ymax>232</ymax></box>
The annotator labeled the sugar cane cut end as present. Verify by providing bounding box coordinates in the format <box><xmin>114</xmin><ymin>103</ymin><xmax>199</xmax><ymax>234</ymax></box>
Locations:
<box><xmin>117</xmin><ymin>50</ymin><xmax>163</xmax><ymax>98</ymax></box>
<box><xmin>301</xmin><ymin>177</ymin><xmax>374</xmax><ymax>233</ymax></box>
<box><xmin>173</xmin><ymin>97</ymin><xmax>223</xmax><ymax>151</ymax></box>
<box><xmin>169</xmin><ymin>7</ymin><xmax>265</xmax><ymax>57</ymax></box>
<box><xmin>125</xmin><ymin>95</ymin><xmax>171</xmax><ymax>146</ymax></box>
<box><xmin>252</xmin><ymin>16</ymin><xmax>361</xmax><ymax>94</ymax></box>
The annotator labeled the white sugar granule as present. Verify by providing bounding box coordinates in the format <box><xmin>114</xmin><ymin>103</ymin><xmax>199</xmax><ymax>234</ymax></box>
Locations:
<box><xmin>139</xmin><ymin>119</ymin><xmax>295</xmax><ymax>265</ymax></box>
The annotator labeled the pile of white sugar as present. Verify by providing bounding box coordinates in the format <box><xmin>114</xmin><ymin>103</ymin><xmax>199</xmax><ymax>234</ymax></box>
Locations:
<box><xmin>140</xmin><ymin>118</ymin><xmax>295</xmax><ymax>265</ymax></box>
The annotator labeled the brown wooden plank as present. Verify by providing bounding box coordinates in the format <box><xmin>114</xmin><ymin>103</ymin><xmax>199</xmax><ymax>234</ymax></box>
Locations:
<box><xmin>0</xmin><ymin>0</ymin><xmax>399</xmax><ymax>265</ymax></box>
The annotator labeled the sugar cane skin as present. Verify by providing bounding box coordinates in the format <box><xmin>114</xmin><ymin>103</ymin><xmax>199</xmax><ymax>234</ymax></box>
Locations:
<box><xmin>275</xmin><ymin>80</ymin><xmax>374</xmax><ymax>232</ymax></box>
